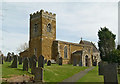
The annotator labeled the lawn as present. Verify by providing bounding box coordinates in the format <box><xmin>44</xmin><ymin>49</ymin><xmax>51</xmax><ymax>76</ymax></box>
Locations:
<box><xmin>1</xmin><ymin>61</ymin><xmax>88</xmax><ymax>82</ymax></box>
<box><xmin>77</xmin><ymin>66</ymin><xmax>120</xmax><ymax>83</ymax></box>
<box><xmin>2</xmin><ymin>62</ymin><xmax>32</xmax><ymax>78</ymax></box>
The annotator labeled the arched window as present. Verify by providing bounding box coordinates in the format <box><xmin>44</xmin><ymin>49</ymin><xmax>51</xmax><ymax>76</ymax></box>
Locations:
<box><xmin>47</xmin><ymin>23</ymin><xmax>52</xmax><ymax>32</ymax></box>
<box><xmin>64</xmin><ymin>46</ymin><xmax>67</xmax><ymax>58</ymax></box>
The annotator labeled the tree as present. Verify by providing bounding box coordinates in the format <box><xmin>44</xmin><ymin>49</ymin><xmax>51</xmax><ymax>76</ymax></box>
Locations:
<box><xmin>16</xmin><ymin>42</ymin><xmax>29</xmax><ymax>53</ymax></box>
<box><xmin>109</xmin><ymin>49</ymin><xmax>120</xmax><ymax>64</ymax></box>
<box><xmin>98</xmin><ymin>27</ymin><xmax>116</xmax><ymax>62</ymax></box>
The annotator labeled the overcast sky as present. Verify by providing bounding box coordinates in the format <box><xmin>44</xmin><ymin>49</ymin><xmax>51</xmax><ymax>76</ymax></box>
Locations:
<box><xmin>0</xmin><ymin>0</ymin><xmax>119</xmax><ymax>56</ymax></box>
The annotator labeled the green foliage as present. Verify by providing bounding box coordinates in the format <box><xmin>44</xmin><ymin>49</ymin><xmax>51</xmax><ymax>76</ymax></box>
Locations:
<box><xmin>109</xmin><ymin>49</ymin><xmax>120</xmax><ymax>63</ymax></box>
<box><xmin>98</xmin><ymin>27</ymin><xmax>116</xmax><ymax>61</ymax></box>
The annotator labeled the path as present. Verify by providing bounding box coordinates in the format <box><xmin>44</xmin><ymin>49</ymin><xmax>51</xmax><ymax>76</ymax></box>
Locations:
<box><xmin>58</xmin><ymin>67</ymin><xmax>94</xmax><ymax>84</ymax></box>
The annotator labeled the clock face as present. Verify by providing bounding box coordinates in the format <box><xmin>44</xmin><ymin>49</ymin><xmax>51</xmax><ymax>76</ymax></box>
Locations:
<box><xmin>47</xmin><ymin>23</ymin><xmax>51</xmax><ymax>32</ymax></box>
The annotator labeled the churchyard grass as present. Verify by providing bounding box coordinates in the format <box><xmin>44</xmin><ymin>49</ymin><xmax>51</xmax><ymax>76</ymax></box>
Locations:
<box><xmin>77</xmin><ymin>66</ymin><xmax>120</xmax><ymax>83</ymax></box>
<box><xmin>2</xmin><ymin>62</ymin><xmax>88</xmax><ymax>82</ymax></box>
<box><xmin>77</xmin><ymin>66</ymin><xmax>104</xmax><ymax>83</ymax></box>
<box><xmin>2</xmin><ymin>62</ymin><xmax>32</xmax><ymax>78</ymax></box>
<box><xmin>44</xmin><ymin>64</ymin><xmax>88</xmax><ymax>82</ymax></box>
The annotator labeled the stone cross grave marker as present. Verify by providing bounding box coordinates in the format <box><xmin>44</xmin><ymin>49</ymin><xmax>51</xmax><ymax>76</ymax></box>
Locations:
<box><xmin>23</xmin><ymin>57</ymin><xmax>29</xmax><ymax>71</ymax></box>
<box><xmin>38</xmin><ymin>55</ymin><xmax>44</xmax><ymax>68</ymax></box>
<box><xmin>11</xmin><ymin>55</ymin><xmax>18</xmax><ymax>68</ymax></box>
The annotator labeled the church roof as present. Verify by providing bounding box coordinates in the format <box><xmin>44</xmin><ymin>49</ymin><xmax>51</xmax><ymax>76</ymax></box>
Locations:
<box><xmin>79</xmin><ymin>40</ymin><xmax>99</xmax><ymax>53</ymax></box>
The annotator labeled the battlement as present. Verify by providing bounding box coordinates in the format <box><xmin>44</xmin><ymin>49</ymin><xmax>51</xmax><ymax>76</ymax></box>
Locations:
<box><xmin>30</xmin><ymin>9</ymin><xmax>56</xmax><ymax>20</ymax></box>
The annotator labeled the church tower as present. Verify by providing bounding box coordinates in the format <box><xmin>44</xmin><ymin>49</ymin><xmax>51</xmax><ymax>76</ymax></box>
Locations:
<box><xmin>29</xmin><ymin>10</ymin><xmax>56</xmax><ymax>59</ymax></box>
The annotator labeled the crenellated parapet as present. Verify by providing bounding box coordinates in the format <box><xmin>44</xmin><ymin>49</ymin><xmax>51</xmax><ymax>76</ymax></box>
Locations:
<box><xmin>30</xmin><ymin>9</ymin><xmax>56</xmax><ymax>20</ymax></box>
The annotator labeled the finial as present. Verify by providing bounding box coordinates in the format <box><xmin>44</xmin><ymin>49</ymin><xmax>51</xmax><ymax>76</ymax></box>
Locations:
<box><xmin>81</xmin><ymin>37</ymin><xmax>82</xmax><ymax>41</ymax></box>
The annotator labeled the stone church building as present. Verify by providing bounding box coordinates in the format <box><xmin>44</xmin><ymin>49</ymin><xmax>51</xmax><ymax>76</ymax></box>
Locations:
<box><xmin>20</xmin><ymin>10</ymin><xmax>101</xmax><ymax>66</ymax></box>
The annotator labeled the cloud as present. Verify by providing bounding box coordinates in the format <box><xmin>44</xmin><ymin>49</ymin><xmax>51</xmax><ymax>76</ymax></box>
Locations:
<box><xmin>1</xmin><ymin>2</ymin><xmax>118</xmax><ymax>55</ymax></box>
<box><xmin>2</xmin><ymin>30</ymin><xmax>28</xmax><ymax>56</ymax></box>
<box><xmin>2</xmin><ymin>0</ymin><xmax>119</xmax><ymax>2</ymax></box>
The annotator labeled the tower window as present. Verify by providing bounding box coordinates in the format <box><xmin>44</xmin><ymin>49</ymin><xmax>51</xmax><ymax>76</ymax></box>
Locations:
<box><xmin>34</xmin><ymin>24</ymin><xmax>38</xmax><ymax>32</ymax></box>
<box><xmin>64</xmin><ymin>46</ymin><xmax>68</xmax><ymax>58</ymax></box>
<box><xmin>47</xmin><ymin>23</ymin><xmax>51</xmax><ymax>32</ymax></box>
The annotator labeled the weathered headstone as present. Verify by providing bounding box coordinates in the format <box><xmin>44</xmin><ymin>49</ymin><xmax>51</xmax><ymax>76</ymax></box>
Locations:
<box><xmin>103</xmin><ymin>63</ymin><xmax>118</xmax><ymax>84</ymax></box>
<box><xmin>29</xmin><ymin>55</ymin><xmax>37</xmax><ymax>68</ymax></box>
<box><xmin>23</xmin><ymin>57</ymin><xmax>29</xmax><ymax>71</ymax></box>
<box><xmin>31</xmin><ymin>59</ymin><xmax>36</xmax><ymax>74</ymax></box>
<box><xmin>47</xmin><ymin>60</ymin><xmax>51</xmax><ymax>66</ymax></box>
<box><xmin>18</xmin><ymin>56</ymin><xmax>22</xmax><ymax>65</ymax></box>
<box><xmin>6</xmin><ymin>52</ymin><xmax>12</xmax><ymax>62</ymax></box>
<box><xmin>2</xmin><ymin>56</ymin><xmax>3</xmax><ymax>64</ymax></box>
<box><xmin>29</xmin><ymin>57</ymin><xmax>32</xmax><ymax>68</ymax></box>
<box><xmin>11</xmin><ymin>55</ymin><xmax>18</xmax><ymax>68</ymax></box>
<box><xmin>33</xmin><ymin>67</ymin><xmax>43</xmax><ymax>82</ymax></box>
<box><xmin>38</xmin><ymin>55</ymin><xmax>44</xmax><ymax>68</ymax></box>
<box><xmin>98</xmin><ymin>61</ymin><xmax>104</xmax><ymax>75</ymax></box>
<box><xmin>59</xmin><ymin>57</ymin><xmax>62</xmax><ymax>65</ymax></box>
<box><xmin>93</xmin><ymin>61</ymin><xmax>97</xmax><ymax>66</ymax></box>
<box><xmin>0</xmin><ymin>56</ymin><xmax>2</xmax><ymax>64</ymax></box>
<box><xmin>73</xmin><ymin>58</ymin><xmax>77</xmax><ymax>66</ymax></box>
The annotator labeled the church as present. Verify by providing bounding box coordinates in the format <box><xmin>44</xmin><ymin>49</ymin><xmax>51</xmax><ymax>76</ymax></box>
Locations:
<box><xmin>20</xmin><ymin>9</ymin><xmax>101</xmax><ymax>66</ymax></box>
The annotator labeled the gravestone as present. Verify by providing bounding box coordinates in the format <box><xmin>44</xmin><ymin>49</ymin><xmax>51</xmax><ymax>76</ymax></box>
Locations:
<box><xmin>2</xmin><ymin>56</ymin><xmax>3</xmax><ymax>64</ymax></box>
<box><xmin>59</xmin><ymin>57</ymin><xmax>62</xmax><ymax>65</ymax></box>
<box><xmin>6</xmin><ymin>52</ymin><xmax>12</xmax><ymax>62</ymax></box>
<box><xmin>47</xmin><ymin>60</ymin><xmax>51</xmax><ymax>66</ymax></box>
<box><xmin>18</xmin><ymin>56</ymin><xmax>22</xmax><ymax>65</ymax></box>
<box><xmin>79</xmin><ymin>60</ymin><xmax>82</xmax><ymax>66</ymax></box>
<box><xmin>30</xmin><ymin>55</ymin><xmax>37</xmax><ymax>68</ymax></box>
<box><xmin>73</xmin><ymin>59</ymin><xmax>77</xmax><ymax>66</ymax></box>
<box><xmin>38</xmin><ymin>55</ymin><xmax>44</xmax><ymax>68</ymax></box>
<box><xmin>93</xmin><ymin>61</ymin><xmax>97</xmax><ymax>66</ymax></box>
<box><xmin>103</xmin><ymin>63</ymin><xmax>118</xmax><ymax>84</ymax></box>
<box><xmin>0</xmin><ymin>56</ymin><xmax>2</xmax><ymax>64</ymax></box>
<box><xmin>44</xmin><ymin>59</ymin><xmax>47</xmax><ymax>64</ymax></box>
<box><xmin>98</xmin><ymin>61</ymin><xmax>104</xmax><ymax>75</ymax></box>
<box><xmin>29</xmin><ymin>57</ymin><xmax>32</xmax><ymax>68</ymax></box>
<box><xmin>23</xmin><ymin>57</ymin><xmax>29</xmax><ymax>71</ymax></box>
<box><xmin>11</xmin><ymin>55</ymin><xmax>18</xmax><ymax>68</ymax></box>
<box><xmin>31</xmin><ymin>58</ymin><xmax>36</xmax><ymax>74</ymax></box>
<box><xmin>33</xmin><ymin>67</ymin><xmax>43</xmax><ymax>82</ymax></box>
<box><xmin>33</xmin><ymin>55</ymin><xmax>37</xmax><ymax>61</ymax></box>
